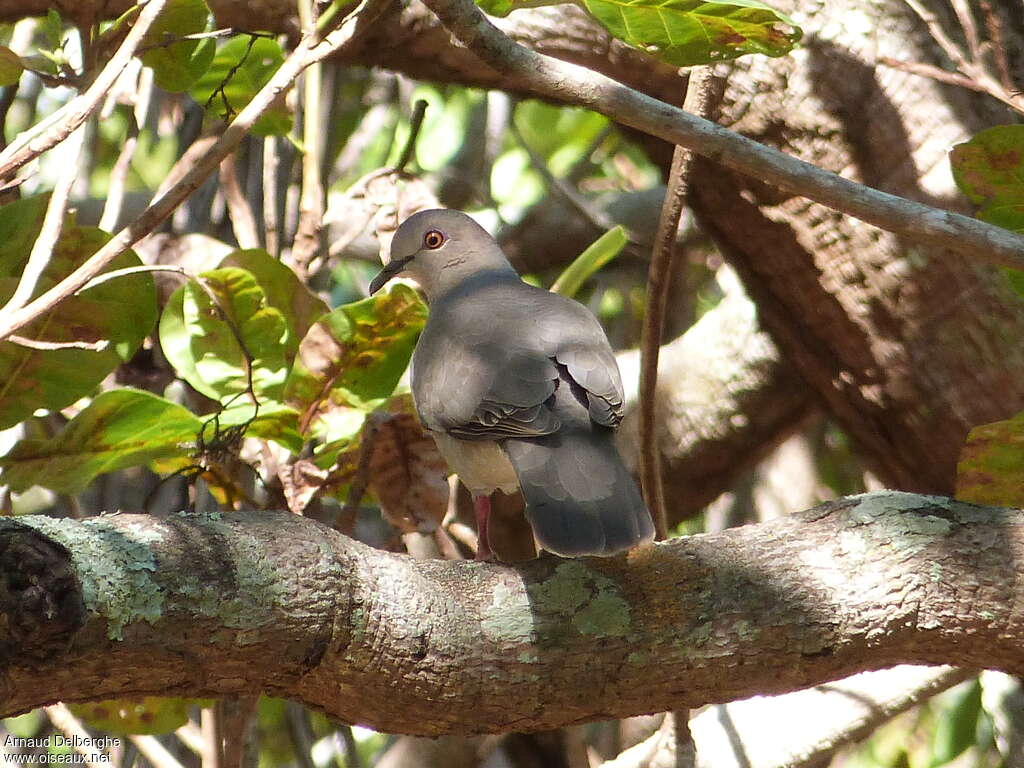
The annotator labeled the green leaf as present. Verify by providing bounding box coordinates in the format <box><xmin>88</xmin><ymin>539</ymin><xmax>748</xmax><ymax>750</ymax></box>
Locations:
<box><xmin>219</xmin><ymin>249</ymin><xmax>329</xmax><ymax>358</ymax></box>
<box><xmin>477</xmin><ymin>0</ymin><xmax>801</xmax><ymax>64</ymax></box>
<box><xmin>284</xmin><ymin>284</ymin><xmax>426</xmax><ymax>438</ymax></box>
<box><xmin>0</xmin><ymin>46</ymin><xmax>24</xmax><ymax>86</ymax></box>
<box><xmin>0</xmin><ymin>215</ymin><xmax>157</xmax><ymax>429</ymax></box>
<box><xmin>956</xmin><ymin>411</ymin><xmax>1024</xmax><ymax>508</ymax></box>
<box><xmin>0</xmin><ymin>389</ymin><xmax>201</xmax><ymax>494</ymax></box>
<box><xmin>158</xmin><ymin>268</ymin><xmax>290</xmax><ymax>403</ymax></box>
<box><xmin>0</xmin><ymin>195</ymin><xmax>50</xmax><ymax>277</ymax></box>
<box><xmin>140</xmin><ymin>0</ymin><xmax>214</xmax><ymax>92</ymax></box>
<box><xmin>950</xmin><ymin>124</ymin><xmax>1024</xmax><ymax>234</ymax></box>
<box><xmin>930</xmin><ymin>680</ymin><xmax>982</xmax><ymax>767</ymax></box>
<box><xmin>42</xmin><ymin>9</ymin><xmax>63</xmax><ymax>49</ymax></box>
<box><xmin>188</xmin><ymin>35</ymin><xmax>291</xmax><ymax>136</ymax></box>
<box><xmin>551</xmin><ymin>226</ymin><xmax>628</xmax><ymax>297</ymax></box>
<box><xmin>216</xmin><ymin>400</ymin><xmax>304</xmax><ymax>453</ymax></box>
<box><xmin>70</xmin><ymin>698</ymin><xmax>195</xmax><ymax>736</ymax></box>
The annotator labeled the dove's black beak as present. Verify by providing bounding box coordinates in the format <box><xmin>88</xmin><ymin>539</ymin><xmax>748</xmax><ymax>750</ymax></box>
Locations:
<box><xmin>368</xmin><ymin>256</ymin><xmax>412</xmax><ymax>295</ymax></box>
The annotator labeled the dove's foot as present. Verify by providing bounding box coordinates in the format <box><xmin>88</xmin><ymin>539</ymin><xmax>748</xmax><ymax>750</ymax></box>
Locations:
<box><xmin>473</xmin><ymin>494</ymin><xmax>494</xmax><ymax>561</ymax></box>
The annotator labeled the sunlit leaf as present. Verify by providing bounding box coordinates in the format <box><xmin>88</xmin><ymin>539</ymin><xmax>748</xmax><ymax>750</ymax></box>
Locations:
<box><xmin>930</xmin><ymin>680</ymin><xmax>983</xmax><ymax>766</ymax></box>
<box><xmin>551</xmin><ymin>226</ymin><xmax>628</xmax><ymax>297</ymax></box>
<box><xmin>0</xmin><ymin>46</ymin><xmax>24</xmax><ymax>86</ymax></box>
<box><xmin>0</xmin><ymin>205</ymin><xmax>157</xmax><ymax>429</ymax></box>
<box><xmin>189</xmin><ymin>35</ymin><xmax>291</xmax><ymax>136</ymax></box>
<box><xmin>950</xmin><ymin>125</ymin><xmax>1024</xmax><ymax>234</ymax></box>
<box><xmin>220</xmin><ymin>249</ymin><xmax>329</xmax><ymax>357</ymax></box>
<box><xmin>140</xmin><ymin>0</ymin><xmax>214</xmax><ymax>92</ymax></box>
<box><xmin>477</xmin><ymin>0</ymin><xmax>801</xmax><ymax>64</ymax></box>
<box><xmin>217</xmin><ymin>400</ymin><xmax>304</xmax><ymax>453</ymax></box>
<box><xmin>42</xmin><ymin>9</ymin><xmax>63</xmax><ymax>49</ymax></box>
<box><xmin>70</xmin><ymin>697</ymin><xmax>196</xmax><ymax>736</ymax></box>
<box><xmin>0</xmin><ymin>389</ymin><xmax>200</xmax><ymax>494</ymax></box>
<box><xmin>158</xmin><ymin>268</ymin><xmax>290</xmax><ymax>403</ymax></box>
<box><xmin>956</xmin><ymin>411</ymin><xmax>1024</xmax><ymax>508</ymax></box>
<box><xmin>284</xmin><ymin>284</ymin><xmax>426</xmax><ymax>438</ymax></box>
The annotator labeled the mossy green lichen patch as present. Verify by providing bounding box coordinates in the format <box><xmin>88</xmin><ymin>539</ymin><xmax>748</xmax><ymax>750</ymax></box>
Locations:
<box><xmin>480</xmin><ymin>580</ymin><xmax>534</xmax><ymax>645</ymax></box>
<box><xmin>25</xmin><ymin>515</ymin><xmax>165</xmax><ymax>641</ymax></box>
<box><xmin>572</xmin><ymin>590</ymin><xmax>630</xmax><ymax>637</ymax></box>
<box><xmin>526</xmin><ymin>561</ymin><xmax>633</xmax><ymax>638</ymax></box>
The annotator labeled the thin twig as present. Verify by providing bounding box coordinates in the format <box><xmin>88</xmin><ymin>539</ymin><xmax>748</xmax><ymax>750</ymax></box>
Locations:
<box><xmin>77</xmin><ymin>264</ymin><xmax>191</xmax><ymax>291</ymax></box>
<box><xmin>43</xmin><ymin>704</ymin><xmax>111</xmax><ymax>768</ymax></box>
<box><xmin>395</xmin><ymin>98</ymin><xmax>428</xmax><ymax>173</ymax></box>
<box><xmin>877</xmin><ymin>56</ymin><xmax>985</xmax><ymax>91</ymax></box>
<box><xmin>285</xmin><ymin>702</ymin><xmax>318</xmax><ymax>768</ymax></box>
<box><xmin>948</xmin><ymin>0</ymin><xmax>980</xmax><ymax>62</ymax></box>
<box><xmin>263</xmin><ymin>137</ymin><xmax>281</xmax><ymax>256</ymax></box>
<box><xmin>338</xmin><ymin>725</ymin><xmax>363</xmax><ymax>768</ymax></box>
<box><xmin>0</xmin><ymin>0</ymin><xmax>393</xmax><ymax>344</ymax></box>
<box><xmin>129</xmin><ymin>735</ymin><xmax>188</xmax><ymax>768</ymax></box>
<box><xmin>0</xmin><ymin>0</ymin><xmax>167</xmax><ymax>180</ymax></box>
<box><xmin>99</xmin><ymin>103</ymin><xmax>142</xmax><ymax>232</ymax></box>
<box><xmin>639</xmin><ymin>68</ymin><xmax>714</xmax><ymax>540</ymax></box>
<box><xmin>898</xmin><ymin>0</ymin><xmax>1023</xmax><ymax>115</ymax></box>
<box><xmin>7</xmin><ymin>335</ymin><xmax>108</xmax><ymax>351</ymax></box>
<box><xmin>220</xmin><ymin>152</ymin><xmax>262</xmax><ymax>248</ymax></box>
<box><xmin>509</xmin><ymin>114</ymin><xmax>618</xmax><ymax>234</ymax></box>
<box><xmin>979</xmin><ymin>0</ymin><xmax>1014</xmax><ymax>92</ymax></box>
<box><xmin>418</xmin><ymin>0</ymin><xmax>1024</xmax><ymax>268</ymax></box>
<box><xmin>0</xmin><ymin>123</ymin><xmax>86</xmax><ymax>324</ymax></box>
<box><xmin>201</xmin><ymin>704</ymin><xmax>223</xmax><ymax>768</ymax></box>
<box><xmin>674</xmin><ymin>709</ymin><xmax>695</xmax><ymax>768</ymax></box>
<box><xmin>292</xmin><ymin>0</ymin><xmax>327</xmax><ymax>274</ymax></box>
<box><xmin>0</xmin><ymin>80</ymin><xmax>20</xmax><ymax>153</ymax></box>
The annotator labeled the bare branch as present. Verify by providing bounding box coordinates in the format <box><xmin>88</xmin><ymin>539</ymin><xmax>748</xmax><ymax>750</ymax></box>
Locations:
<box><xmin>0</xmin><ymin>0</ymin><xmax>392</xmax><ymax>344</ymax></box>
<box><xmin>0</xmin><ymin>0</ymin><xmax>167</xmax><ymax>180</ymax></box>
<box><xmin>0</xmin><ymin>123</ymin><xmax>86</xmax><ymax>324</ymax></box>
<box><xmin>418</xmin><ymin>0</ymin><xmax>1024</xmax><ymax>268</ymax></box>
<box><xmin>639</xmin><ymin>68</ymin><xmax>714</xmax><ymax>540</ymax></box>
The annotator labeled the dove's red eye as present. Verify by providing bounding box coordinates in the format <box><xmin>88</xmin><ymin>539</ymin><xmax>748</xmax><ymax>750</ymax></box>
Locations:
<box><xmin>423</xmin><ymin>230</ymin><xmax>445</xmax><ymax>249</ymax></box>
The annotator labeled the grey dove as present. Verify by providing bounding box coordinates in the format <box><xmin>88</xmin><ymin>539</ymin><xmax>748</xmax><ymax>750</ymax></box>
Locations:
<box><xmin>369</xmin><ymin>209</ymin><xmax>655</xmax><ymax>559</ymax></box>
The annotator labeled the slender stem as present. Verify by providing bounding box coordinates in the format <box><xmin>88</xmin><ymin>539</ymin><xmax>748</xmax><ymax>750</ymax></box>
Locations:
<box><xmin>129</xmin><ymin>736</ymin><xmax>188</xmax><ymax>768</ymax></box>
<box><xmin>639</xmin><ymin>68</ymin><xmax>714</xmax><ymax>540</ymax></box>
<box><xmin>0</xmin><ymin>0</ymin><xmax>165</xmax><ymax>180</ymax></box>
<box><xmin>0</xmin><ymin>0</ymin><xmax>392</xmax><ymax>344</ymax></box>
<box><xmin>0</xmin><ymin>123</ymin><xmax>86</xmax><ymax>324</ymax></box>
<box><xmin>394</xmin><ymin>98</ymin><xmax>428</xmax><ymax>173</ymax></box>
<box><xmin>292</xmin><ymin>6</ymin><xmax>326</xmax><ymax>273</ymax></box>
<box><xmin>220</xmin><ymin>151</ymin><xmax>262</xmax><ymax>248</ymax></box>
<box><xmin>263</xmin><ymin>137</ymin><xmax>282</xmax><ymax>257</ymax></box>
<box><xmin>43</xmin><ymin>704</ymin><xmax>111</xmax><ymax>768</ymax></box>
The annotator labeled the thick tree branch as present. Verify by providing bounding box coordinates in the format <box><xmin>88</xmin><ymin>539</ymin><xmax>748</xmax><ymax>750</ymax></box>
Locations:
<box><xmin>417</xmin><ymin>0</ymin><xmax>1024</xmax><ymax>270</ymax></box>
<box><xmin>2</xmin><ymin>491</ymin><xmax>1022</xmax><ymax>735</ymax></box>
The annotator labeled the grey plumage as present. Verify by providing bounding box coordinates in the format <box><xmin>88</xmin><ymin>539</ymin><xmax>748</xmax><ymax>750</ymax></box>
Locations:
<box><xmin>369</xmin><ymin>209</ymin><xmax>654</xmax><ymax>558</ymax></box>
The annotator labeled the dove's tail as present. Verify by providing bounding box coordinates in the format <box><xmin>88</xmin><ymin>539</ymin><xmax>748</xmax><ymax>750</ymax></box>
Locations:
<box><xmin>503</xmin><ymin>425</ymin><xmax>655</xmax><ymax>557</ymax></box>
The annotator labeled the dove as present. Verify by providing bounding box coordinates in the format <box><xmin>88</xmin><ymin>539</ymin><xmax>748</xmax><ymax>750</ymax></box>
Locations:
<box><xmin>369</xmin><ymin>209</ymin><xmax>655</xmax><ymax>559</ymax></box>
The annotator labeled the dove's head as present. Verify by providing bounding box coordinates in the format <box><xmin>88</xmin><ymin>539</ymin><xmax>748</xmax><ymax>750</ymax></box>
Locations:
<box><xmin>368</xmin><ymin>209</ymin><xmax>516</xmax><ymax>300</ymax></box>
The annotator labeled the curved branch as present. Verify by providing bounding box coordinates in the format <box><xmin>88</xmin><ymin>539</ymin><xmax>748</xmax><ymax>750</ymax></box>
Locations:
<box><xmin>418</xmin><ymin>0</ymin><xmax>1024</xmax><ymax>269</ymax></box>
<box><xmin>2</xmin><ymin>491</ymin><xmax>1022</xmax><ymax>735</ymax></box>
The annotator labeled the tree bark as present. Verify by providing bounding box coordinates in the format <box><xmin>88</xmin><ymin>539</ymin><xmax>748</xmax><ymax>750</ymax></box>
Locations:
<box><xmin>689</xmin><ymin>0</ymin><xmax>1024</xmax><ymax>493</ymax></box>
<box><xmin>3</xmin><ymin>491</ymin><xmax>1023</xmax><ymax>735</ymax></box>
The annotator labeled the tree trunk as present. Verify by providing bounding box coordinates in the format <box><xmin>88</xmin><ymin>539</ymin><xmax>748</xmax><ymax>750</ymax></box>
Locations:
<box><xmin>689</xmin><ymin>0</ymin><xmax>1024</xmax><ymax>492</ymax></box>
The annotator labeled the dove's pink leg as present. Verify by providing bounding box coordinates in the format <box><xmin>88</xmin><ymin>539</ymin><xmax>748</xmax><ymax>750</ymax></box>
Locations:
<box><xmin>474</xmin><ymin>494</ymin><xmax>493</xmax><ymax>561</ymax></box>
